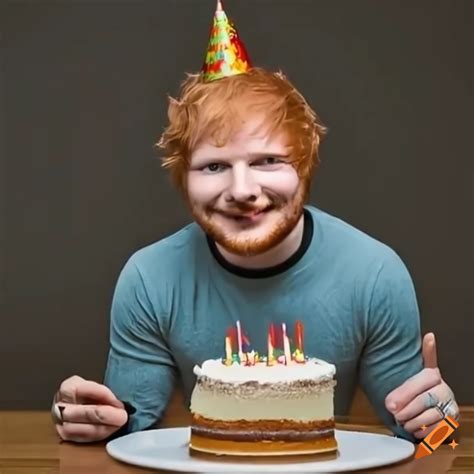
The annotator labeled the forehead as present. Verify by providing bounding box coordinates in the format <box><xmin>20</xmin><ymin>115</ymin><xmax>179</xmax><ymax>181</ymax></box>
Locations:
<box><xmin>191</xmin><ymin>115</ymin><xmax>291</xmax><ymax>160</ymax></box>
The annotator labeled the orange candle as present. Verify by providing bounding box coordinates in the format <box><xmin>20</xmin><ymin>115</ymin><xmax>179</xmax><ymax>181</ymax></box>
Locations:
<box><xmin>224</xmin><ymin>336</ymin><xmax>232</xmax><ymax>365</ymax></box>
<box><xmin>295</xmin><ymin>321</ymin><xmax>304</xmax><ymax>352</ymax></box>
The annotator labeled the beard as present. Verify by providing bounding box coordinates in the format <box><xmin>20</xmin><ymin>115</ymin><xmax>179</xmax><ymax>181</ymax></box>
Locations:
<box><xmin>187</xmin><ymin>184</ymin><xmax>308</xmax><ymax>257</ymax></box>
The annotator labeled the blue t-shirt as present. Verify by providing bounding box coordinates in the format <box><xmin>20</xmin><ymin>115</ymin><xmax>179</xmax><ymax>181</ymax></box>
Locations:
<box><xmin>104</xmin><ymin>205</ymin><xmax>423</xmax><ymax>440</ymax></box>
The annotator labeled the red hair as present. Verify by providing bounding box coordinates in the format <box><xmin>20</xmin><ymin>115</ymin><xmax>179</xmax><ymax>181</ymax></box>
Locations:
<box><xmin>156</xmin><ymin>68</ymin><xmax>327</xmax><ymax>194</ymax></box>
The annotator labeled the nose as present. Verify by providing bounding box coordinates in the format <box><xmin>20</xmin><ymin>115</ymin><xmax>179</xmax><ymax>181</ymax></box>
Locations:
<box><xmin>224</xmin><ymin>163</ymin><xmax>261</xmax><ymax>203</ymax></box>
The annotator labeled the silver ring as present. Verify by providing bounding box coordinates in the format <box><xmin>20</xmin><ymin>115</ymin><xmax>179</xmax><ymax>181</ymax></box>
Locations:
<box><xmin>434</xmin><ymin>402</ymin><xmax>445</xmax><ymax>419</ymax></box>
<box><xmin>51</xmin><ymin>403</ymin><xmax>66</xmax><ymax>425</ymax></box>
<box><xmin>434</xmin><ymin>398</ymin><xmax>453</xmax><ymax>419</ymax></box>
<box><xmin>425</xmin><ymin>391</ymin><xmax>439</xmax><ymax>409</ymax></box>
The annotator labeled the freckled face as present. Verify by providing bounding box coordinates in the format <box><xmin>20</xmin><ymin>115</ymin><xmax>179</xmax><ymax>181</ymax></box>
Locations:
<box><xmin>186</xmin><ymin>117</ymin><xmax>306</xmax><ymax>256</ymax></box>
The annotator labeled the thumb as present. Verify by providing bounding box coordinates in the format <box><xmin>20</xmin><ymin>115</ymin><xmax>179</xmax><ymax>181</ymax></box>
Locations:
<box><xmin>422</xmin><ymin>332</ymin><xmax>438</xmax><ymax>369</ymax></box>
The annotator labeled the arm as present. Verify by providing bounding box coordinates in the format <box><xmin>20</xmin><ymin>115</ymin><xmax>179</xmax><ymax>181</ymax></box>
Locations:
<box><xmin>358</xmin><ymin>251</ymin><xmax>423</xmax><ymax>441</ymax></box>
<box><xmin>104</xmin><ymin>257</ymin><xmax>177</xmax><ymax>434</ymax></box>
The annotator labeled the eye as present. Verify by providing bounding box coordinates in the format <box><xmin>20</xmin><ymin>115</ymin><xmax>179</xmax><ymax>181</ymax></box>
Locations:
<box><xmin>201</xmin><ymin>163</ymin><xmax>227</xmax><ymax>173</ymax></box>
<box><xmin>253</xmin><ymin>157</ymin><xmax>284</xmax><ymax>167</ymax></box>
<box><xmin>264</xmin><ymin>157</ymin><xmax>280</xmax><ymax>165</ymax></box>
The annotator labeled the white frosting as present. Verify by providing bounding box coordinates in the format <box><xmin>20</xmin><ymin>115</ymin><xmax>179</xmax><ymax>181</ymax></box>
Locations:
<box><xmin>193</xmin><ymin>357</ymin><xmax>335</xmax><ymax>383</ymax></box>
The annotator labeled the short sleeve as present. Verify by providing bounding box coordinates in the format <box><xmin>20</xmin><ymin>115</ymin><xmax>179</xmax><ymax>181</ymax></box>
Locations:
<box><xmin>103</xmin><ymin>257</ymin><xmax>177</xmax><ymax>433</ymax></box>
<box><xmin>359</xmin><ymin>251</ymin><xmax>423</xmax><ymax>441</ymax></box>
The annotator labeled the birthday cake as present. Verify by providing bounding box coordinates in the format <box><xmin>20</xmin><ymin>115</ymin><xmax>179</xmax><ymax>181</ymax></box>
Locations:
<box><xmin>189</xmin><ymin>322</ymin><xmax>338</xmax><ymax>456</ymax></box>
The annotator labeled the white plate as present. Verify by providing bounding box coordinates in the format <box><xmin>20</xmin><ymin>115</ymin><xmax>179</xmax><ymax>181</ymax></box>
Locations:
<box><xmin>106</xmin><ymin>427</ymin><xmax>414</xmax><ymax>472</ymax></box>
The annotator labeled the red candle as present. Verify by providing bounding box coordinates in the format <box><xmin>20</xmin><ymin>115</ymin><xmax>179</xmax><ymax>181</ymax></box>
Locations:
<box><xmin>295</xmin><ymin>320</ymin><xmax>304</xmax><ymax>352</ymax></box>
<box><xmin>226</xmin><ymin>327</ymin><xmax>236</xmax><ymax>351</ymax></box>
<box><xmin>269</xmin><ymin>323</ymin><xmax>276</xmax><ymax>348</ymax></box>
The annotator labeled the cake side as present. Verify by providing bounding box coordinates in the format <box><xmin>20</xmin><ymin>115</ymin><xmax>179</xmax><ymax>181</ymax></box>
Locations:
<box><xmin>189</xmin><ymin>358</ymin><xmax>337</xmax><ymax>455</ymax></box>
<box><xmin>190</xmin><ymin>377</ymin><xmax>336</xmax><ymax>421</ymax></box>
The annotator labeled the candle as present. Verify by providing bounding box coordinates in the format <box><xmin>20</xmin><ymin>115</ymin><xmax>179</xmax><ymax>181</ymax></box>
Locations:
<box><xmin>236</xmin><ymin>320</ymin><xmax>244</xmax><ymax>363</ymax></box>
<box><xmin>267</xmin><ymin>331</ymin><xmax>276</xmax><ymax>366</ymax></box>
<box><xmin>246</xmin><ymin>350</ymin><xmax>257</xmax><ymax>366</ymax></box>
<box><xmin>282</xmin><ymin>323</ymin><xmax>292</xmax><ymax>365</ymax></box>
<box><xmin>224</xmin><ymin>336</ymin><xmax>232</xmax><ymax>365</ymax></box>
<box><xmin>294</xmin><ymin>320</ymin><xmax>305</xmax><ymax>362</ymax></box>
<box><xmin>226</xmin><ymin>327</ymin><xmax>236</xmax><ymax>347</ymax></box>
<box><xmin>270</xmin><ymin>323</ymin><xmax>276</xmax><ymax>348</ymax></box>
<box><xmin>293</xmin><ymin>348</ymin><xmax>305</xmax><ymax>363</ymax></box>
<box><xmin>295</xmin><ymin>321</ymin><xmax>304</xmax><ymax>352</ymax></box>
<box><xmin>242</xmin><ymin>333</ymin><xmax>251</xmax><ymax>353</ymax></box>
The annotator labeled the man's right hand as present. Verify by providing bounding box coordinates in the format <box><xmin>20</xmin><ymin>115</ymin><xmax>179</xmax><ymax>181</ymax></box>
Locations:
<box><xmin>52</xmin><ymin>375</ymin><xmax>128</xmax><ymax>443</ymax></box>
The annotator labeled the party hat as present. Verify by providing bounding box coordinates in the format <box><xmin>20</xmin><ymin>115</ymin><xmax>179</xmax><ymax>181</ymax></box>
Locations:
<box><xmin>201</xmin><ymin>0</ymin><xmax>252</xmax><ymax>82</ymax></box>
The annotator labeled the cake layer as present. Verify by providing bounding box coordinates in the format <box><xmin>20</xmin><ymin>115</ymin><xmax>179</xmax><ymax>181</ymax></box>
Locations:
<box><xmin>189</xmin><ymin>433</ymin><xmax>338</xmax><ymax>456</ymax></box>
<box><xmin>194</xmin><ymin>377</ymin><xmax>335</xmax><ymax>398</ymax></box>
<box><xmin>190</xmin><ymin>380</ymin><xmax>335</xmax><ymax>421</ymax></box>
<box><xmin>191</xmin><ymin>414</ymin><xmax>334</xmax><ymax>441</ymax></box>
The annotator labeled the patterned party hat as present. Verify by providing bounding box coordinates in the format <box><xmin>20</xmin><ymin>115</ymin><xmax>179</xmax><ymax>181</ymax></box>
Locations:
<box><xmin>201</xmin><ymin>0</ymin><xmax>252</xmax><ymax>82</ymax></box>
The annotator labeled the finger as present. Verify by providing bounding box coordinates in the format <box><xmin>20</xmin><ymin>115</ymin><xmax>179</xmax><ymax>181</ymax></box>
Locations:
<box><xmin>385</xmin><ymin>368</ymin><xmax>441</xmax><ymax>414</ymax></box>
<box><xmin>57</xmin><ymin>422</ymin><xmax>123</xmax><ymax>443</ymax></box>
<box><xmin>75</xmin><ymin>382</ymin><xmax>125</xmax><ymax>408</ymax></box>
<box><xmin>56</xmin><ymin>375</ymin><xmax>86</xmax><ymax>404</ymax></box>
<box><xmin>403</xmin><ymin>407</ymin><xmax>444</xmax><ymax>436</ymax></box>
<box><xmin>395</xmin><ymin>382</ymin><xmax>454</xmax><ymax>423</ymax></box>
<box><xmin>57</xmin><ymin>378</ymin><xmax>124</xmax><ymax>408</ymax></box>
<box><xmin>395</xmin><ymin>390</ymin><xmax>440</xmax><ymax>424</ymax></box>
<box><xmin>54</xmin><ymin>403</ymin><xmax>128</xmax><ymax>427</ymax></box>
<box><xmin>422</xmin><ymin>332</ymin><xmax>438</xmax><ymax>369</ymax></box>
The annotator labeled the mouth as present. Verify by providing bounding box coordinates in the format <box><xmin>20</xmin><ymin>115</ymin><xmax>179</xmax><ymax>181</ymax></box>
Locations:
<box><xmin>219</xmin><ymin>206</ymin><xmax>272</xmax><ymax>224</ymax></box>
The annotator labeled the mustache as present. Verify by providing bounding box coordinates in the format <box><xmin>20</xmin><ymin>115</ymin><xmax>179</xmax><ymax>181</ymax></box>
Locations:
<box><xmin>211</xmin><ymin>195</ymin><xmax>287</xmax><ymax>215</ymax></box>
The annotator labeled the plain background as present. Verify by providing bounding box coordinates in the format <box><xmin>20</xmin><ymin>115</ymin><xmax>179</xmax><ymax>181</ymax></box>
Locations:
<box><xmin>0</xmin><ymin>0</ymin><xmax>472</xmax><ymax>409</ymax></box>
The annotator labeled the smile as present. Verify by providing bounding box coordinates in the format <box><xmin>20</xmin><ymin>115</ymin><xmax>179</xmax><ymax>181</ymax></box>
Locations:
<box><xmin>219</xmin><ymin>207</ymin><xmax>271</xmax><ymax>224</ymax></box>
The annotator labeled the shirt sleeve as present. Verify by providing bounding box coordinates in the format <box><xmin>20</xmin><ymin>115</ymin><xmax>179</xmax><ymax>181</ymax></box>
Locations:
<box><xmin>103</xmin><ymin>257</ymin><xmax>177</xmax><ymax>433</ymax></box>
<box><xmin>358</xmin><ymin>250</ymin><xmax>423</xmax><ymax>442</ymax></box>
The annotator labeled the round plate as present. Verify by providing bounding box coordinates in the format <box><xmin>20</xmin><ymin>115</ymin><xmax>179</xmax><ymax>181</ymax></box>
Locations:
<box><xmin>106</xmin><ymin>427</ymin><xmax>414</xmax><ymax>472</ymax></box>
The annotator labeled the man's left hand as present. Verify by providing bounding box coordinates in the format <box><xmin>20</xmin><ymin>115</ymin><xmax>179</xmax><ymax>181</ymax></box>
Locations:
<box><xmin>385</xmin><ymin>333</ymin><xmax>459</xmax><ymax>439</ymax></box>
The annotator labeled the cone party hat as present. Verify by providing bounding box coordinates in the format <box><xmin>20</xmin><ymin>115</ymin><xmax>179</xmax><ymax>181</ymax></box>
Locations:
<box><xmin>201</xmin><ymin>0</ymin><xmax>252</xmax><ymax>82</ymax></box>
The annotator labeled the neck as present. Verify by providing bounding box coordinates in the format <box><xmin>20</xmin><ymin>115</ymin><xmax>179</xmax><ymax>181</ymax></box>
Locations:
<box><xmin>216</xmin><ymin>213</ymin><xmax>305</xmax><ymax>269</ymax></box>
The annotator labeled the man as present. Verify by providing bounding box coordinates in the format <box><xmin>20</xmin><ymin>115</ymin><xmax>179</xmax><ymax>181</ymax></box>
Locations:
<box><xmin>52</xmin><ymin>1</ymin><xmax>458</xmax><ymax>444</ymax></box>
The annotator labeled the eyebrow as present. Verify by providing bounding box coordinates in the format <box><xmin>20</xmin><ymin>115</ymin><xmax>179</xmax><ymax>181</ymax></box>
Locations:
<box><xmin>192</xmin><ymin>151</ymin><xmax>291</xmax><ymax>162</ymax></box>
<box><xmin>249</xmin><ymin>152</ymin><xmax>290</xmax><ymax>158</ymax></box>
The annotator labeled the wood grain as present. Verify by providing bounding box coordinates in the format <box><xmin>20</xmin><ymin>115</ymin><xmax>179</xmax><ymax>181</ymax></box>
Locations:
<box><xmin>1</xmin><ymin>395</ymin><xmax>472</xmax><ymax>474</ymax></box>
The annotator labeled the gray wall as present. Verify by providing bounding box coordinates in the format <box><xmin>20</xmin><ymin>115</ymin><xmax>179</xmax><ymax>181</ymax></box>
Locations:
<box><xmin>1</xmin><ymin>0</ymin><xmax>472</xmax><ymax>409</ymax></box>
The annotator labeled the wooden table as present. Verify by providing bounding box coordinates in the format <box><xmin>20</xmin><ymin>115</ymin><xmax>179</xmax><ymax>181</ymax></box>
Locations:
<box><xmin>1</xmin><ymin>411</ymin><xmax>473</xmax><ymax>473</ymax></box>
